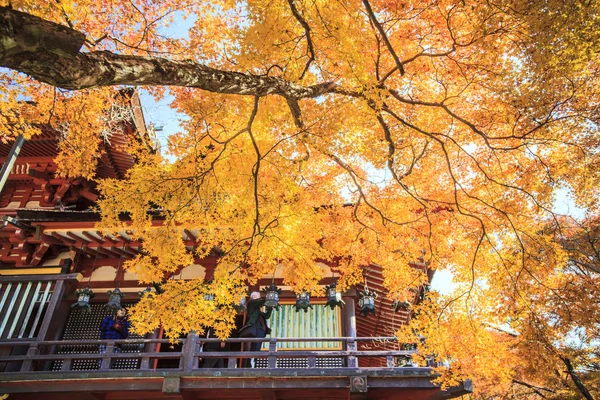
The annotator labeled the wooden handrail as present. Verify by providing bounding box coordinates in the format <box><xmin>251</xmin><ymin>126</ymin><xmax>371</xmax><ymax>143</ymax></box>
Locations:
<box><xmin>0</xmin><ymin>336</ymin><xmax>423</xmax><ymax>374</ymax></box>
<box><xmin>1</xmin><ymin>336</ymin><xmax>395</xmax><ymax>345</ymax></box>
<box><xmin>35</xmin><ymin>338</ymin><xmax>184</xmax><ymax>345</ymax></box>
<box><xmin>0</xmin><ymin>273</ymin><xmax>80</xmax><ymax>283</ymax></box>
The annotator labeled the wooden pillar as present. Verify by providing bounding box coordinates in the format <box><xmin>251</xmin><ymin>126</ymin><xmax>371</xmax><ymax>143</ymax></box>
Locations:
<box><xmin>343</xmin><ymin>294</ymin><xmax>357</xmax><ymax>368</ymax></box>
<box><xmin>343</xmin><ymin>294</ymin><xmax>357</xmax><ymax>338</ymax></box>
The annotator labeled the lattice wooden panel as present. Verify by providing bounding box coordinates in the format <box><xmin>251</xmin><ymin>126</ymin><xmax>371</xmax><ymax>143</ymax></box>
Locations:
<box><xmin>254</xmin><ymin>357</ymin><xmax>343</xmax><ymax>369</ymax></box>
<box><xmin>52</xmin><ymin>302</ymin><xmax>143</xmax><ymax>371</ymax></box>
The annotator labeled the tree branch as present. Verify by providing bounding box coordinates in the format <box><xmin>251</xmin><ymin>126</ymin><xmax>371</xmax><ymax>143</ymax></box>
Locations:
<box><xmin>512</xmin><ymin>379</ymin><xmax>555</xmax><ymax>398</ymax></box>
<box><xmin>0</xmin><ymin>7</ymin><xmax>335</xmax><ymax>98</ymax></box>
<box><xmin>561</xmin><ymin>356</ymin><xmax>595</xmax><ymax>400</ymax></box>
<box><xmin>361</xmin><ymin>0</ymin><xmax>404</xmax><ymax>76</ymax></box>
<box><xmin>286</xmin><ymin>0</ymin><xmax>316</xmax><ymax>80</ymax></box>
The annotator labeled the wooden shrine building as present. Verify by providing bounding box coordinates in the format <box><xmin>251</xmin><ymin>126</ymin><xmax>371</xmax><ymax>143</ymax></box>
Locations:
<box><xmin>0</xmin><ymin>91</ymin><xmax>471</xmax><ymax>400</ymax></box>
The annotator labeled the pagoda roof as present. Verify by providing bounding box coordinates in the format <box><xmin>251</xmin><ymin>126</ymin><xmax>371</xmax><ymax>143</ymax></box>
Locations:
<box><xmin>0</xmin><ymin>89</ymin><xmax>155</xmax><ymax>181</ymax></box>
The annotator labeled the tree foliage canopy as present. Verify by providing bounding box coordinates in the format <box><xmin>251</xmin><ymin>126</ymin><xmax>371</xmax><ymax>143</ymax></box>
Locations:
<box><xmin>1</xmin><ymin>0</ymin><xmax>599</xmax><ymax>397</ymax></box>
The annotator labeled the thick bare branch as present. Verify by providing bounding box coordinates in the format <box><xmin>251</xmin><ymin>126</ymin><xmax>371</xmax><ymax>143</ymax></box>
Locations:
<box><xmin>0</xmin><ymin>7</ymin><xmax>335</xmax><ymax>98</ymax></box>
<box><xmin>0</xmin><ymin>6</ymin><xmax>85</xmax><ymax>58</ymax></box>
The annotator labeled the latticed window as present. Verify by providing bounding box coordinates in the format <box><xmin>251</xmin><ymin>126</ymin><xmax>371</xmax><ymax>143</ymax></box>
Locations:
<box><xmin>0</xmin><ymin>281</ymin><xmax>52</xmax><ymax>339</ymax></box>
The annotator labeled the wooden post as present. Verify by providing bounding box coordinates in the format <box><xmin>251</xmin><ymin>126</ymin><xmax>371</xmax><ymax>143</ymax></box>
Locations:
<box><xmin>60</xmin><ymin>357</ymin><xmax>72</xmax><ymax>371</ymax></box>
<box><xmin>35</xmin><ymin>279</ymin><xmax>66</xmax><ymax>341</ymax></box>
<box><xmin>181</xmin><ymin>332</ymin><xmax>197</xmax><ymax>372</ymax></box>
<box><xmin>99</xmin><ymin>342</ymin><xmax>114</xmax><ymax>370</ymax></box>
<box><xmin>228</xmin><ymin>355</ymin><xmax>237</xmax><ymax>369</ymax></box>
<box><xmin>386</xmin><ymin>355</ymin><xmax>395</xmax><ymax>368</ymax></box>
<box><xmin>347</xmin><ymin>339</ymin><xmax>358</xmax><ymax>368</ymax></box>
<box><xmin>20</xmin><ymin>343</ymin><xmax>38</xmax><ymax>372</ymax></box>
<box><xmin>268</xmin><ymin>338</ymin><xmax>277</xmax><ymax>369</ymax></box>
<box><xmin>343</xmin><ymin>294</ymin><xmax>357</xmax><ymax>368</ymax></box>
<box><xmin>142</xmin><ymin>328</ymin><xmax>160</xmax><ymax>370</ymax></box>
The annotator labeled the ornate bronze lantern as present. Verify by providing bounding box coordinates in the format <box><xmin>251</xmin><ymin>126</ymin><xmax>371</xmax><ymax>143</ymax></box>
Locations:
<box><xmin>358</xmin><ymin>288</ymin><xmax>377</xmax><ymax>317</ymax></box>
<box><xmin>71</xmin><ymin>287</ymin><xmax>94</xmax><ymax>312</ymax></box>
<box><xmin>294</xmin><ymin>291</ymin><xmax>313</xmax><ymax>312</ymax></box>
<box><xmin>325</xmin><ymin>283</ymin><xmax>345</xmax><ymax>309</ymax></box>
<box><xmin>262</xmin><ymin>283</ymin><xmax>281</xmax><ymax>309</ymax></box>
<box><xmin>105</xmin><ymin>287</ymin><xmax>126</xmax><ymax>311</ymax></box>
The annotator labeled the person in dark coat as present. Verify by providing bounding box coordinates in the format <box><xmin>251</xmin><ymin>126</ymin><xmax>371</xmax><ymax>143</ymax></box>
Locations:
<box><xmin>239</xmin><ymin>291</ymin><xmax>272</xmax><ymax>367</ymax></box>
<box><xmin>201</xmin><ymin>326</ymin><xmax>229</xmax><ymax>368</ymax></box>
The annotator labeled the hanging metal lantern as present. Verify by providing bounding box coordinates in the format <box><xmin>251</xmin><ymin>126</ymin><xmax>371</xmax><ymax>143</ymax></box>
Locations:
<box><xmin>105</xmin><ymin>287</ymin><xmax>126</xmax><ymax>312</ymax></box>
<box><xmin>294</xmin><ymin>291</ymin><xmax>313</xmax><ymax>312</ymax></box>
<box><xmin>325</xmin><ymin>283</ymin><xmax>345</xmax><ymax>309</ymax></box>
<box><xmin>392</xmin><ymin>300</ymin><xmax>411</xmax><ymax>313</ymax></box>
<box><xmin>262</xmin><ymin>283</ymin><xmax>281</xmax><ymax>309</ymax></box>
<box><xmin>138</xmin><ymin>286</ymin><xmax>153</xmax><ymax>298</ymax></box>
<box><xmin>71</xmin><ymin>287</ymin><xmax>94</xmax><ymax>312</ymax></box>
<box><xmin>358</xmin><ymin>288</ymin><xmax>377</xmax><ymax>317</ymax></box>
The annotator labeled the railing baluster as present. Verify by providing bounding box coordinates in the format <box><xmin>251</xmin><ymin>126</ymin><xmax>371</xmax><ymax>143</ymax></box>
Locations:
<box><xmin>386</xmin><ymin>355</ymin><xmax>395</xmax><ymax>368</ymax></box>
<box><xmin>18</xmin><ymin>282</ymin><xmax>41</xmax><ymax>338</ymax></box>
<box><xmin>140</xmin><ymin>354</ymin><xmax>150</xmax><ymax>370</ymax></box>
<box><xmin>61</xmin><ymin>358</ymin><xmax>72</xmax><ymax>371</ymax></box>
<box><xmin>268</xmin><ymin>338</ymin><xmax>277</xmax><ymax>368</ymax></box>
<box><xmin>0</xmin><ymin>283</ymin><xmax>13</xmax><ymax>320</ymax></box>
<box><xmin>20</xmin><ymin>343</ymin><xmax>38</xmax><ymax>372</ymax></box>
<box><xmin>181</xmin><ymin>333</ymin><xmax>197</xmax><ymax>372</ymax></box>
<box><xmin>99</xmin><ymin>342</ymin><xmax>114</xmax><ymax>370</ymax></box>
<box><xmin>228</xmin><ymin>356</ymin><xmax>237</xmax><ymax>369</ymax></box>
<box><xmin>0</xmin><ymin>282</ymin><xmax>21</xmax><ymax>337</ymax></box>
<box><xmin>7</xmin><ymin>282</ymin><xmax>31</xmax><ymax>338</ymax></box>
<box><xmin>347</xmin><ymin>339</ymin><xmax>357</xmax><ymax>368</ymax></box>
<box><xmin>27</xmin><ymin>282</ymin><xmax>51</xmax><ymax>338</ymax></box>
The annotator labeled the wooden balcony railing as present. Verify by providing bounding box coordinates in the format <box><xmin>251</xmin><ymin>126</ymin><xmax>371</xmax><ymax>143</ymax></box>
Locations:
<box><xmin>0</xmin><ymin>335</ymin><xmax>423</xmax><ymax>374</ymax></box>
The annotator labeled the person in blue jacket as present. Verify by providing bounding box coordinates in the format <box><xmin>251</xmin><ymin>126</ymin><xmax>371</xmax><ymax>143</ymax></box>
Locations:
<box><xmin>99</xmin><ymin>307</ymin><xmax>130</xmax><ymax>367</ymax></box>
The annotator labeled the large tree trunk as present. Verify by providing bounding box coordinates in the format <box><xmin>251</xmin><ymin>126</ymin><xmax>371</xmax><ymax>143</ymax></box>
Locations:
<box><xmin>0</xmin><ymin>7</ymin><xmax>336</xmax><ymax>99</ymax></box>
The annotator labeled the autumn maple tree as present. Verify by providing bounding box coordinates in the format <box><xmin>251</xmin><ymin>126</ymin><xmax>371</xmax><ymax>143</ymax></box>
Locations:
<box><xmin>1</xmin><ymin>0</ymin><xmax>599</xmax><ymax>397</ymax></box>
